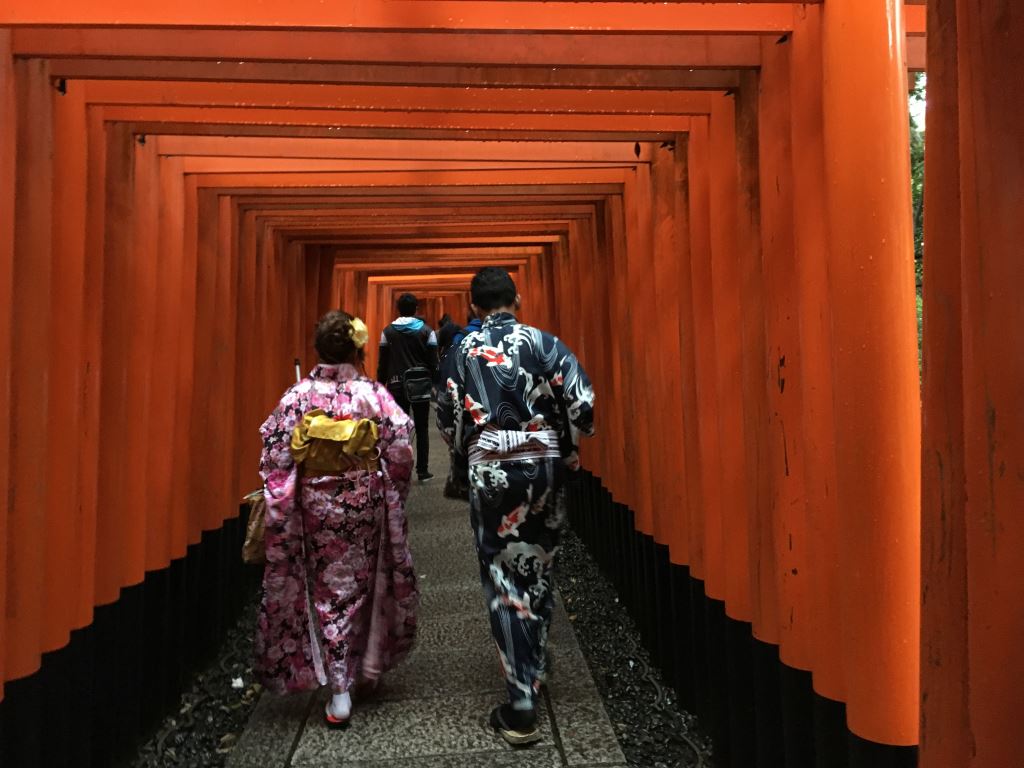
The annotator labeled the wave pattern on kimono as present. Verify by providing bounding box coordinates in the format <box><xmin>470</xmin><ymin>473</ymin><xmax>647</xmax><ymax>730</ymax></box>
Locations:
<box><xmin>256</xmin><ymin>363</ymin><xmax>418</xmax><ymax>695</ymax></box>
<box><xmin>436</xmin><ymin>312</ymin><xmax>595</xmax><ymax>706</ymax></box>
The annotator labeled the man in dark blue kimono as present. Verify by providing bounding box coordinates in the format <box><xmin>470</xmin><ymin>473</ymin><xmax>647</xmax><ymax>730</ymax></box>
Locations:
<box><xmin>436</xmin><ymin>267</ymin><xmax>595</xmax><ymax>745</ymax></box>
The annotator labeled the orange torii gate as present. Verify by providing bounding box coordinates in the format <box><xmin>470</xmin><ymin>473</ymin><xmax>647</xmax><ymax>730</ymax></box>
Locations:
<box><xmin>0</xmin><ymin>2</ymin><xmax>1019</xmax><ymax>767</ymax></box>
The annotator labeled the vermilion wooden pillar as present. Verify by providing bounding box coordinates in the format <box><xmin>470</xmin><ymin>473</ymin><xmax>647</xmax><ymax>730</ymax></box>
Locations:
<box><xmin>623</xmin><ymin>166</ymin><xmax>657</xmax><ymax>540</ymax></box>
<box><xmin>162</xmin><ymin>157</ymin><xmax>191</xmax><ymax>560</ymax></box>
<box><xmin>183</xmin><ymin>186</ymin><xmax>220</xmax><ymax>542</ymax></box>
<box><xmin>93</xmin><ymin>121</ymin><xmax>140</xmax><ymax>602</ymax></box>
<box><xmin>177</xmin><ymin>174</ymin><xmax>203</xmax><ymax>546</ymax></box>
<box><xmin>0</xmin><ymin>30</ymin><xmax>15</xmax><ymax>700</ymax></box>
<box><xmin>123</xmin><ymin>134</ymin><xmax>160</xmax><ymax>580</ymax></box>
<box><xmin>822</xmin><ymin>0</ymin><xmax>920</xmax><ymax>748</ymax></box>
<box><xmin>605</xmin><ymin>193</ymin><xmax>637</xmax><ymax>516</ymax></box>
<box><xmin>317</xmin><ymin>247</ymin><xmax>335</xmax><ymax>319</ymax></box>
<box><xmin>215</xmin><ymin>193</ymin><xmax>242</xmax><ymax>524</ymax></box>
<box><xmin>653</xmin><ymin>143</ymin><xmax>691</xmax><ymax>565</ymax></box>
<box><xmin>758</xmin><ymin>35</ymin><xmax>809</xmax><ymax>672</ymax></box>
<box><xmin>649</xmin><ymin>149</ymin><xmax>689</xmax><ymax>556</ymax></box>
<box><xmin>686</xmin><ymin>118</ymin><xmax>720</xmax><ymax>600</ymax></box>
<box><xmin>600</xmin><ymin>194</ymin><xmax>630</xmax><ymax>509</ymax></box>
<box><xmin>46</xmin><ymin>83</ymin><xmax>90</xmax><ymax>648</ymax></box>
<box><xmin>576</xmin><ymin>218</ymin><xmax>608</xmax><ymax>476</ymax></box>
<box><xmin>7</xmin><ymin>57</ymin><xmax>54</xmax><ymax>682</ymax></box>
<box><xmin>145</xmin><ymin>152</ymin><xmax>185</xmax><ymax>567</ymax></box>
<box><xmin>918</xmin><ymin>0</ymin><xmax>967</xmax><ymax>764</ymax></box>
<box><xmin>790</xmin><ymin>5</ymin><xmax>846</xmax><ymax>707</ymax></box>
<box><xmin>734</xmin><ymin>70</ymin><xmax>776</xmax><ymax>648</ymax></box>
<box><xmin>953</xmin><ymin>2</ymin><xmax>1024</xmax><ymax>765</ymax></box>
<box><xmin>672</xmin><ymin>135</ymin><xmax>704</xmax><ymax>585</ymax></box>
<box><xmin>73</xmin><ymin>109</ymin><xmax>106</xmax><ymax>635</ymax></box>
<box><xmin>708</xmin><ymin>94</ymin><xmax>752</xmax><ymax>624</ymax></box>
<box><xmin>303</xmin><ymin>246</ymin><xmax>323</xmax><ymax>369</ymax></box>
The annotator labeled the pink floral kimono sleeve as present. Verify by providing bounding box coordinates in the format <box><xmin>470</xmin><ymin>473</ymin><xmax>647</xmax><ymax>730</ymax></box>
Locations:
<box><xmin>363</xmin><ymin>384</ymin><xmax>419</xmax><ymax>675</ymax></box>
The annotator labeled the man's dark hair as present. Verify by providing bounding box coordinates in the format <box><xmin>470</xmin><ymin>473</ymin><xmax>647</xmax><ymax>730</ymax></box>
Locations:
<box><xmin>471</xmin><ymin>267</ymin><xmax>518</xmax><ymax>311</ymax></box>
<box><xmin>397</xmin><ymin>293</ymin><xmax>418</xmax><ymax>316</ymax></box>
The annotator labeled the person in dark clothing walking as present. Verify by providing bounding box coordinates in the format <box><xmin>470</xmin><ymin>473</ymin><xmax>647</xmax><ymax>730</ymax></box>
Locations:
<box><xmin>377</xmin><ymin>292</ymin><xmax>438</xmax><ymax>481</ymax></box>
<box><xmin>437</xmin><ymin>268</ymin><xmax>595</xmax><ymax>746</ymax></box>
<box><xmin>436</xmin><ymin>313</ymin><xmax>460</xmax><ymax>358</ymax></box>
<box><xmin>451</xmin><ymin>311</ymin><xmax>483</xmax><ymax>350</ymax></box>
<box><xmin>437</xmin><ymin>308</ymin><xmax>483</xmax><ymax>499</ymax></box>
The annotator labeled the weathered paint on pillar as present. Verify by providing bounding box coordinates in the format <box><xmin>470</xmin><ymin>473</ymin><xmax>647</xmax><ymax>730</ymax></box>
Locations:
<box><xmin>0</xmin><ymin>30</ymin><xmax>15</xmax><ymax>700</ymax></box>
<box><xmin>954</xmin><ymin>1</ymin><xmax>1024</xmax><ymax>765</ymax></box>
<box><xmin>758</xmin><ymin>35</ymin><xmax>810</xmax><ymax>670</ymax></box>
<box><xmin>822</xmin><ymin>0</ymin><xmax>921</xmax><ymax>746</ymax></box>
<box><xmin>919</xmin><ymin>0</ymin><xmax>968</xmax><ymax>764</ymax></box>
<box><xmin>735</xmin><ymin>70</ymin><xmax>777</xmax><ymax>644</ymax></box>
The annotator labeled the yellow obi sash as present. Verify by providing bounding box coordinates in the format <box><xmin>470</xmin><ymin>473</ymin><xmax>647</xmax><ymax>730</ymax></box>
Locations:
<box><xmin>290</xmin><ymin>409</ymin><xmax>381</xmax><ymax>475</ymax></box>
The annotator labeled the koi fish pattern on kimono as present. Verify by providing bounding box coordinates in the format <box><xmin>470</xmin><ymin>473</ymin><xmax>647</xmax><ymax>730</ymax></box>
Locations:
<box><xmin>257</xmin><ymin>363</ymin><xmax>418</xmax><ymax>696</ymax></box>
<box><xmin>436</xmin><ymin>312</ymin><xmax>595</xmax><ymax>708</ymax></box>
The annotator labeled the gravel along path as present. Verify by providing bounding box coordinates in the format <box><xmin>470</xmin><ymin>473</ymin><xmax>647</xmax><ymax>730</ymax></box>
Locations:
<box><xmin>131</xmin><ymin>596</ymin><xmax>262</xmax><ymax>768</ymax></box>
<box><xmin>556</xmin><ymin>529</ymin><xmax>715</xmax><ymax>768</ymax></box>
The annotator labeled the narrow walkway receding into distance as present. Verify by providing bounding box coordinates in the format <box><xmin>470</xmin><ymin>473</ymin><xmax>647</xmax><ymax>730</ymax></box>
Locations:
<box><xmin>227</xmin><ymin>427</ymin><xmax>626</xmax><ymax>768</ymax></box>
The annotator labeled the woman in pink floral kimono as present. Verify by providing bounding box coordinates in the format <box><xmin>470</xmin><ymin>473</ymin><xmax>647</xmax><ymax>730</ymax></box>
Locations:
<box><xmin>256</xmin><ymin>310</ymin><xmax>418</xmax><ymax>727</ymax></box>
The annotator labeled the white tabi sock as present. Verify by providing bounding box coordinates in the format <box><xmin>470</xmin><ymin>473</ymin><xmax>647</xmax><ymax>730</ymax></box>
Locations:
<box><xmin>327</xmin><ymin>691</ymin><xmax>352</xmax><ymax>719</ymax></box>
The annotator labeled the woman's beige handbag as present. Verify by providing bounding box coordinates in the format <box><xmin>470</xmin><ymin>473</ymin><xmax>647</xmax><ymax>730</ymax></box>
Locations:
<box><xmin>242</xmin><ymin>490</ymin><xmax>268</xmax><ymax>565</ymax></box>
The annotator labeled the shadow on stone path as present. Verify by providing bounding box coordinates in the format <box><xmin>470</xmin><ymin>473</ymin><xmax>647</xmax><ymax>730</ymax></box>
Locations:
<box><xmin>228</xmin><ymin>425</ymin><xmax>626</xmax><ymax>768</ymax></box>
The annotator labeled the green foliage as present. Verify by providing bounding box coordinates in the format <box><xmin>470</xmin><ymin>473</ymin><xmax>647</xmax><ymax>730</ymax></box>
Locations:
<box><xmin>910</xmin><ymin>74</ymin><xmax>926</xmax><ymax>277</ymax></box>
<box><xmin>910</xmin><ymin>75</ymin><xmax>926</xmax><ymax>370</ymax></box>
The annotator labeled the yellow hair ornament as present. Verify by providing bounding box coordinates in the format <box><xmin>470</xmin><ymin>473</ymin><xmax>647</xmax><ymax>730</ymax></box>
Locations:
<box><xmin>349</xmin><ymin>317</ymin><xmax>369</xmax><ymax>349</ymax></box>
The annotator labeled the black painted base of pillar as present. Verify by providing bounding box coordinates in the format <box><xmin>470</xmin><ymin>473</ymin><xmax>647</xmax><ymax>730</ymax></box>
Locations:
<box><xmin>0</xmin><ymin>508</ymin><xmax>261</xmax><ymax>768</ymax></box>
<box><xmin>565</xmin><ymin>474</ymin><xmax>919</xmax><ymax>768</ymax></box>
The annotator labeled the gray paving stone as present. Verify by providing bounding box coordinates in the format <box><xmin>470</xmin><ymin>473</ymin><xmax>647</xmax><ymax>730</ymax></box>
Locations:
<box><xmin>376</xmin><ymin>646</ymin><xmax>506</xmax><ymax>701</ymax></box>
<box><xmin>291</xmin><ymin>692</ymin><xmax>556</xmax><ymax>765</ymax></box>
<box><xmin>410</xmin><ymin>550</ymin><xmax>481</xmax><ymax>587</ymax></box>
<box><xmin>225</xmin><ymin>690</ymin><xmax>314</xmax><ymax>768</ymax></box>
<box><xmin>412</xmin><ymin>612</ymin><xmax>494</xmax><ymax>651</ymax></box>
<box><xmin>337</xmin><ymin>750</ymin><xmax>563</xmax><ymax>768</ymax></box>
<box><xmin>408</xmin><ymin>510</ymin><xmax>474</xmax><ymax>538</ymax></box>
<box><xmin>543</xmin><ymin>647</ymin><xmax>600</xmax><ymax>701</ymax></box>
<box><xmin>544</xmin><ymin>695</ymin><xmax>624</xmax><ymax>766</ymax></box>
<box><xmin>230</xmin><ymin>427</ymin><xmax>625</xmax><ymax>768</ymax></box>
<box><xmin>416</xmin><ymin>582</ymin><xmax>488</xmax><ymax>618</ymax></box>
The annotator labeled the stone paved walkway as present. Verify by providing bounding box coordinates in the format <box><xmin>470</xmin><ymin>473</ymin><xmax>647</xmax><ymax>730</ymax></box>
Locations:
<box><xmin>228</xmin><ymin>427</ymin><xmax>626</xmax><ymax>768</ymax></box>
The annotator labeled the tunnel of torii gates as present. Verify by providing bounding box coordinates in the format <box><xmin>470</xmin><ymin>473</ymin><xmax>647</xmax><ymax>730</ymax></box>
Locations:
<box><xmin>0</xmin><ymin>1</ymin><xmax>1019</xmax><ymax>767</ymax></box>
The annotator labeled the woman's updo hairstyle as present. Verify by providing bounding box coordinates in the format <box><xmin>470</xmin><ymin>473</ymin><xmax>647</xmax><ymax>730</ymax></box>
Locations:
<box><xmin>314</xmin><ymin>310</ymin><xmax>364</xmax><ymax>365</ymax></box>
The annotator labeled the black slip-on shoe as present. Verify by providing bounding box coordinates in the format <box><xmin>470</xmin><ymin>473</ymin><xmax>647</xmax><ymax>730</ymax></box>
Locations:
<box><xmin>489</xmin><ymin>704</ymin><xmax>541</xmax><ymax>747</ymax></box>
<box><xmin>418</xmin><ymin>472</ymin><xmax>435</xmax><ymax>482</ymax></box>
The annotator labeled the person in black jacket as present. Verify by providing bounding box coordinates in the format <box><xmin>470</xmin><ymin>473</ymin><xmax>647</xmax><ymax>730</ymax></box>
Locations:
<box><xmin>436</xmin><ymin>313</ymin><xmax>460</xmax><ymax>359</ymax></box>
<box><xmin>377</xmin><ymin>293</ymin><xmax>438</xmax><ymax>481</ymax></box>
